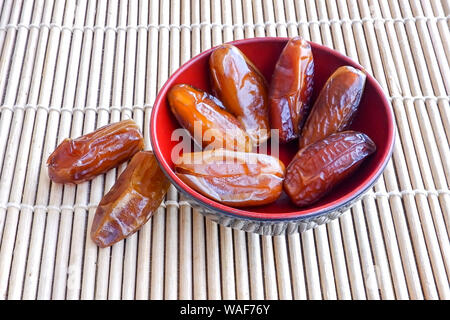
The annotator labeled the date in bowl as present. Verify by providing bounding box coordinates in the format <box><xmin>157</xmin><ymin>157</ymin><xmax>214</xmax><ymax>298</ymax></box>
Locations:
<box><xmin>150</xmin><ymin>37</ymin><xmax>395</xmax><ymax>236</ymax></box>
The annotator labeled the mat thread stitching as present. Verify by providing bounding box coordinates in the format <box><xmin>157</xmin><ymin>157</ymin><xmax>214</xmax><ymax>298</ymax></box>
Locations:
<box><xmin>2</xmin><ymin>96</ymin><xmax>447</xmax><ymax>114</ymax></box>
<box><xmin>0</xmin><ymin>15</ymin><xmax>448</xmax><ymax>33</ymax></box>
<box><xmin>1</xmin><ymin>189</ymin><xmax>448</xmax><ymax>212</ymax></box>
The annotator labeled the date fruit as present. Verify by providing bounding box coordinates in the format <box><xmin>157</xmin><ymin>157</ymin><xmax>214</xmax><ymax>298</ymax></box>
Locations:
<box><xmin>284</xmin><ymin>131</ymin><xmax>376</xmax><ymax>207</ymax></box>
<box><xmin>47</xmin><ymin>119</ymin><xmax>144</xmax><ymax>184</ymax></box>
<box><xmin>91</xmin><ymin>151</ymin><xmax>171</xmax><ymax>248</ymax></box>
<box><xmin>168</xmin><ymin>84</ymin><xmax>252</xmax><ymax>152</ymax></box>
<box><xmin>269</xmin><ymin>37</ymin><xmax>314</xmax><ymax>143</ymax></box>
<box><xmin>299</xmin><ymin>66</ymin><xmax>366</xmax><ymax>148</ymax></box>
<box><xmin>210</xmin><ymin>44</ymin><xmax>270</xmax><ymax>145</ymax></box>
<box><xmin>175</xmin><ymin>149</ymin><xmax>285</xmax><ymax>207</ymax></box>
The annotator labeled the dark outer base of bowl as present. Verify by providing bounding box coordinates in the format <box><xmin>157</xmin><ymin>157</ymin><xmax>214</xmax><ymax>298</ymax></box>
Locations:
<box><xmin>172</xmin><ymin>174</ymin><xmax>382</xmax><ymax>236</ymax></box>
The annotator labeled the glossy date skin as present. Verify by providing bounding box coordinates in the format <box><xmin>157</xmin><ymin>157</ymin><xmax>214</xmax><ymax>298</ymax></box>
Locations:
<box><xmin>47</xmin><ymin>119</ymin><xmax>144</xmax><ymax>184</ymax></box>
<box><xmin>269</xmin><ymin>37</ymin><xmax>314</xmax><ymax>143</ymax></box>
<box><xmin>209</xmin><ymin>44</ymin><xmax>270</xmax><ymax>145</ymax></box>
<box><xmin>299</xmin><ymin>66</ymin><xmax>366</xmax><ymax>148</ymax></box>
<box><xmin>168</xmin><ymin>84</ymin><xmax>252</xmax><ymax>152</ymax></box>
<box><xmin>91</xmin><ymin>151</ymin><xmax>171</xmax><ymax>248</ymax></box>
<box><xmin>175</xmin><ymin>149</ymin><xmax>285</xmax><ymax>207</ymax></box>
<box><xmin>285</xmin><ymin>131</ymin><xmax>376</xmax><ymax>207</ymax></box>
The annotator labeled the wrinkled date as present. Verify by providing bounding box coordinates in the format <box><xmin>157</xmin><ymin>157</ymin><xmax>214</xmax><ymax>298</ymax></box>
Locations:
<box><xmin>284</xmin><ymin>131</ymin><xmax>376</xmax><ymax>207</ymax></box>
<box><xmin>175</xmin><ymin>149</ymin><xmax>285</xmax><ymax>207</ymax></box>
<box><xmin>47</xmin><ymin>119</ymin><xmax>144</xmax><ymax>184</ymax></box>
<box><xmin>91</xmin><ymin>151</ymin><xmax>171</xmax><ymax>248</ymax></box>
<box><xmin>168</xmin><ymin>84</ymin><xmax>252</xmax><ymax>152</ymax></box>
<box><xmin>269</xmin><ymin>36</ymin><xmax>314</xmax><ymax>143</ymax></box>
<box><xmin>299</xmin><ymin>66</ymin><xmax>366</xmax><ymax>148</ymax></box>
<box><xmin>210</xmin><ymin>44</ymin><xmax>270</xmax><ymax>145</ymax></box>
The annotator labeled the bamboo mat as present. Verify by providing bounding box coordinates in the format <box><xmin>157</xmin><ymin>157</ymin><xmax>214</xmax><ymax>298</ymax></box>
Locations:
<box><xmin>0</xmin><ymin>0</ymin><xmax>448</xmax><ymax>300</ymax></box>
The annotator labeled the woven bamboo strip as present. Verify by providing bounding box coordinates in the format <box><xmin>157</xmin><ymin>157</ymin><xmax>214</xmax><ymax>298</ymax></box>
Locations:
<box><xmin>76</xmin><ymin>1</ymin><xmax>107</xmax><ymax>300</ymax></box>
<box><xmin>164</xmin><ymin>0</ymin><xmax>181</xmax><ymax>300</ymax></box>
<box><xmin>247</xmin><ymin>233</ymin><xmax>264</xmax><ymax>299</ymax></box>
<box><xmin>149</xmin><ymin>0</ymin><xmax>169</xmax><ymax>300</ymax></box>
<box><xmin>64</xmin><ymin>0</ymin><xmax>96</xmax><ymax>300</ymax></box>
<box><xmin>137</xmin><ymin>0</ymin><xmax>158</xmax><ymax>300</ymax></box>
<box><xmin>261</xmin><ymin>236</ymin><xmax>278</xmax><ymax>299</ymax></box>
<box><xmin>287</xmin><ymin>233</ymin><xmax>307</xmax><ymax>300</ymax></box>
<box><xmin>177</xmin><ymin>0</ymin><xmax>193</xmax><ymax>300</ymax></box>
<box><xmin>231</xmin><ymin>0</ymin><xmax>244</xmax><ymax>40</ymax></box>
<box><xmin>0</xmin><ymin>0</ymin><xmax>21</xmax><ymax>105</ymax></box>
<box><xmin>133</xmin><ymin>1</ymin><xmax>151</xmax><ymax>300</ymax></box>
<box><xmin>241</xmin><ymin>0</ymin><xmax>255</xmax><ymax>39</ymax></box>
<box><xmin>233</xmin><ymin>230</ymin><xmax>250</xmax><ymax>300</ymax></box>
<box><xmin>0</xmin><ymin>0</ymin><xmax>13</xmax><ymax>49</ymax></box>
<box><xmin>190</xmin><ymin>0</ymin><xmax>207</xmax><ymax>301</ymax></box>
<box><xmin>105</xmin><ymin>0</ymin><xmax>129</xmax><ymax>300</ymax></box>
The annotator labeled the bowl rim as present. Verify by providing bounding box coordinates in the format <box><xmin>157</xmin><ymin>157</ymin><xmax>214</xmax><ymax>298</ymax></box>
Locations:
<box><xmin>150</xmin><ymin>37</ymin><xmax>396</xmax><ymax>222</ymax></box>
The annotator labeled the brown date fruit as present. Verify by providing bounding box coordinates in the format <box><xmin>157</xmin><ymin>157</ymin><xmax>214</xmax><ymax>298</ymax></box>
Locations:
<box><xmin>175</xmin><ymin>149</ymin><xmax>285</xmax><ymax>207</ymax></box>
<box><xmin>47</xmin><ymin>119</ymin><xmax>144</xmax><ymax>184</ymax></box>
<box><xmin>91</xmin><ymin>151</ymin><xmax>170</xmax><ymax>248</ymax></box>
<box><xmin>269</xmin><ymin>37</ymin><xmax>314</xmax><ymax>143</ymax></box>
<box><xmin>168</xmin><ymin>84</ymin><xmax>252</xmax><ymax>152</ymax></box>
<box><xmin>209</xmin><ymin>44</ymin><xmax>270</xmax><ymax>145</ymax></box>
<box><xmin>284</xmin><ymin>131</ymin><xmax>376</xmax><ymax>207</ymax></box>
<box><xmin>299</xmin><ymin>66</ymin><xmax>366</xmax><ymax>148</ymax></box>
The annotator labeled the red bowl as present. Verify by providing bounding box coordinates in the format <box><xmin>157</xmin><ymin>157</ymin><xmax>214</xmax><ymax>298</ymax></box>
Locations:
<box><xmin>150</xmin><ymin>37</ymin><xmax>395</xmax><ymax>235</ymax></box>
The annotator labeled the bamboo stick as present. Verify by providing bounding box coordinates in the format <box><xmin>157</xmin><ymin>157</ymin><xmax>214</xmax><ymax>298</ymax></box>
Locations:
<box><xmin>0</xmin><ymin>0</ymin><xmax>41</xmax><ymax>300</ymax></box>
<box><xmin>134</xmin><ymin>0</ymin><xmax>151</xmax><ymax>300</ymax></box>
<box><xmin>149</xmin><ymin>0</ymin><xmax>168</xmax><ymax>300</ymax></box>
<box><xmin>164</xmin><ymin>0</ymin><xmax>181</xmax><ymax>300</ymax></box>
<box><xmin>177</xmin><ymin>0</ymin><xmax>193</xmax><ymax>300</ymax></box>
<box><xmin>106</xmin><ymin>0</ymin><xmax>129</xmax><ymax>300</ymax></box>
<box><xmin>65</xmin><ymin>0</ymin><xmax>97</xmax><ymax>300</ymax></box>
<box><xmin>190</xmin><ymin>0</ymin><xmax>207</xmax><ymax>301</ymax></box>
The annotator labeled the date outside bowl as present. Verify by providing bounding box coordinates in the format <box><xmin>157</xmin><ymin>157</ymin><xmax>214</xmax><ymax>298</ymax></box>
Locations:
<box><xmin>150</xmin><ymin>37</ymin><xmax>395</xmax><ymax>236</ymax></box>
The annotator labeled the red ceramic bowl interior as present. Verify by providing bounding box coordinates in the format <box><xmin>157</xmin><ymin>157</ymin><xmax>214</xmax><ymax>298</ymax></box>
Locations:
<box><xmin>150</xmin><ymin>37</ymin><xmax>395</xmax><ymax>221</ymax></box>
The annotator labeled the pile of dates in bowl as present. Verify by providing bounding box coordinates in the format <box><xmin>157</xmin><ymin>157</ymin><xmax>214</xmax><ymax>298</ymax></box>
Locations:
<box><xmin>48</xmin><ymin>37</ymin><xmax>395</xmax><ymax>244</ymax></box>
